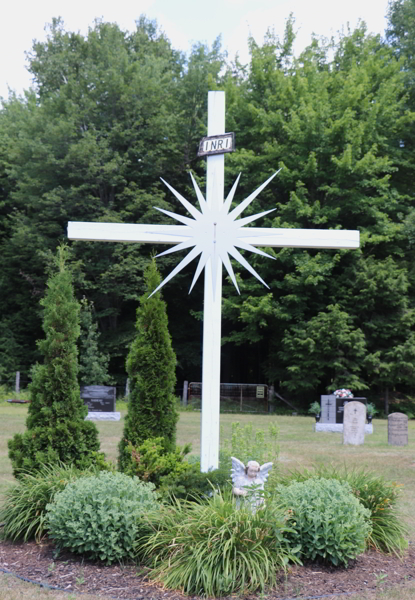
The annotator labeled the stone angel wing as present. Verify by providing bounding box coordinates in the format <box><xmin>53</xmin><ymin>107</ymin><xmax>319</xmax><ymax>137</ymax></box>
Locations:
<box><xmin>231</xmin><ymin>456</ymin><xmax>246</xmax><ymax>485</ymax></box>
<box><xmin>257</xmin><ymin>462</ymin><xmax>273</xmax><ymax>485</ymax></box>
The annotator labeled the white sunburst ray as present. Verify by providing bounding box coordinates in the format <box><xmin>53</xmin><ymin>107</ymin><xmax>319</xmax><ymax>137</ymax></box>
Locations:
<box><xmin>227</xmin><ymin>245</ymin><xmax>270</xmax><ymax>289</ymax></box>
<box><xmin>219</xmin><ymin>249</ymin><xmax>240</xmax><ymax>294</ymax></box>
<box><xmin>221</xmin><ymin>173</ymin><xmax>241</xmax><ymax>216</ymax></box>
<box><xmin>233</xmin><ymin>208</ymin><xmax>276</xmax><ymax>228</ymax></box>
<box><xmin>160</xmin><ymin>177</ymin><xmax>203</xmax><ymax>221</ymax></box>
<box><xmin>148</xmin><ymin>245</ymin><xmax>203</xmax><ymax>298</ymax></box>
<box><xmin>155</xmin><ymin>238</ymin><xmax>198</xmax><ymax>259</ymax></box>
<box><xmin>189</xmin><ymin>250</ymin><xmax>210</xmax><ymax>293</ymax></box>
<box><xmin>233</xmin><ymin>238</ymin><xmax>276</xmax><ymax>260</ymax></box>
<box><xmin>154</xmin><ymin>206</ymin><xmax>197</xmax><ymax>227</ymax></box>
<box><xmin>189</xmin><ymin>172</ymin><xmax>208</xmax><ymax>214</ymax></box>
<box><xmin>228</xmin><ymin>170</ymin><xmax>281</xmax><ymax>221</ymax></box>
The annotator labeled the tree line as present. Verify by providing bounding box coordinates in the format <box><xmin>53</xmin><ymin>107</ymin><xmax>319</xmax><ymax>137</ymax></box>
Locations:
<box><xmin>1</xmin><ymin>1</ymin><xmax>415</xmax><ymax>410</ymax></box>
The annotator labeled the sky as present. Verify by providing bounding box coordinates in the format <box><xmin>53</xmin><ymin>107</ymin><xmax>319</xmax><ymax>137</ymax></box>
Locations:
<box><xmin>1</xmin><ymin>0</ymin><xmax>391</xmax><ymax>100</ymax></box>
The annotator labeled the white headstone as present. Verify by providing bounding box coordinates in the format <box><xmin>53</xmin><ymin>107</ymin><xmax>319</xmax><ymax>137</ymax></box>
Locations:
<box><xmin>343</xmin><ymin>401</ymin><xmax>366</xmax><ymax>445</ymax></box>
<box><xmin>388</xmin><ymin>413</ymin><xmax>408</xmax><ymax>446</ymax></box>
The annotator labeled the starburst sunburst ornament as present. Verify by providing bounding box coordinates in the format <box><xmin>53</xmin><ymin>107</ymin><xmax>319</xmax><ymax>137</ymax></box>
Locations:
<box><xmin>149</xmin><ymin>169</ymin><xmax>281</xmax><ymax>298</ymax></box>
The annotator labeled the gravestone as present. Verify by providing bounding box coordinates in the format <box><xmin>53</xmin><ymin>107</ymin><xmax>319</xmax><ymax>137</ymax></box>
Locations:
<box><xmin>81</xmin><ymin>385</ymin><xmax>120</xmax><ymax>421</ymax></box>
<box><xmin>335</xmin><ymin>397</ymin><xmax>367</xmax><ymax>423</ymax></box>
<box><xmin>343</xmin><ymin>401</ymin><xmax>366</xmax><ymax>445</ymax></box>
<box><xmin>321</xmin><ymin>395</ymin><xmax>337</xmax><ymax>423</ymax></box>
<box><xmin>317</xmin><ymin>396</ymin><xmax>372</xmax><ymax>433</ymax></box>
<box><xmin>388</xmin><ymin>413</ymin><xmax>408</xmax><ymax>446</ymax></box>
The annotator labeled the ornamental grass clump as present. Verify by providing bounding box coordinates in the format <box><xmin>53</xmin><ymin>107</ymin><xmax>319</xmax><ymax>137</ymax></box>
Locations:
<box><xmin>276</xmin><ymin>478</ymin><xmax>372</xmax><ymax>567</ymax></box>
<box><xmin>276</xmin><ymin>465</ymin><xmax>408</xmax><ymax>556</ymax></box>
<box><xmin>46</xmin><ymin>472</ymin><xmax>159</xmax><ymax>564</ymax></box>
<box><xmin>137</xmin><ymin>490</ymin><xmax>300</xmax><ymax>597</ymax></box>
<box><xmin>0</xmin><ymin>462</ymin><xmax>96</xmax><ymax>542</ymax></box>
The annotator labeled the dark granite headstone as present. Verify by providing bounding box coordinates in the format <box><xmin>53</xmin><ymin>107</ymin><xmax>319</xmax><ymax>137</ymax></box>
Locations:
<box><xmin>335</xmin><ymin>397</ymin><xmax>367</xmax><ymax>423</ymax></box>
<box><xmin>81</xmin><ymin>385</ymin><xmax>116</xmax><ymax>413</ymax></box>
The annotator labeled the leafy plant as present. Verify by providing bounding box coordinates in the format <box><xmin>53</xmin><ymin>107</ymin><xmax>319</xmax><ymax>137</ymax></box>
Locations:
<box><xmin>123</xmin><ymin>437</ymin><xmax>192</xmax><ymax>488</ymax></box>
<box><xmin>137</xmin><ymin>490</ymin><xmax>300</xmax><ymax>596</ymax></box>
<box><xmin>123</xmin><ymin>437</ymin><xmax>229</xmax><ymax>500</ymax></box>
<box><xmin>366</xmin><ymin>402</ymin><xmax>378</xmax><ymax>417</ymax></box>
<box><xmin>221</xmin><ymin>421</ymin><xmax>279</xmax><ymax>465</ymax></box>
<box><xmin>0</xmin><ymin>462</ymin><xmax>97</xmax><ymax>542</ymax></box>
<box><xmin>308</xmin><ymin>402</ymin><xmax>321</xmax><ymax>415</ymax></box>
<box><xmin>46</xmin><ymin>472</ymin><xmax>159</xmax><ymax>564</ymax></box>
<box><xmin>276</xmin><ymin>465</ymin><xmax>408</xmax><ymax>556</ymax></box>
<box><xmin>276</xmin><ymin>478</ymin><xmax>372</xmax><ymax>566</ymax></box>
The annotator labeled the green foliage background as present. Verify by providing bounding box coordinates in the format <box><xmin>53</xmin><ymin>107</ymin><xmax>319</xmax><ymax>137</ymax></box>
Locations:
<box><xmin>1</xmin><ymin>4</ymin><xmax>415</xmax><ymax>409</ymax></box>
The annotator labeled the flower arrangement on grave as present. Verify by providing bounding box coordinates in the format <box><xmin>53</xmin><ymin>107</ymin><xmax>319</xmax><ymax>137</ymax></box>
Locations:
<box><xmin>333</xmin><ymin>389</ymin><xmax>354</xmax><ymax>398</ymax></box>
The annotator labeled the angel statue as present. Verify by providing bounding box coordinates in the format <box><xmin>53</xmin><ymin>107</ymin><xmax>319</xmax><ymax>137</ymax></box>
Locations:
<box><xmin>231</xmin><ymin>457</ymin><xmax>273</xmax><ymax>512</ymax></box>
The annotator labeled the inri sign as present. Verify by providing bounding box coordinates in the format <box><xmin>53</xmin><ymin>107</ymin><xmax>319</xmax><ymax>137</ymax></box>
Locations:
<box><xmin>68</xmin><ymin>91</ymin><xmax>360</xmax><ymax>472</ymax></box>
<box><xmin>198</xmin><ymin>132</ymin><xmax>235</xmax><ymax>156</ymax></box>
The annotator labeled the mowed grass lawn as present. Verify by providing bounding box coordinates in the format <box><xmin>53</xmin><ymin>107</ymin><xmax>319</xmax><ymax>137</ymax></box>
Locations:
<box><xmin>1</xmin><ymin>400</ymin><xmax>415</xmax><ymax>600</ymax></box>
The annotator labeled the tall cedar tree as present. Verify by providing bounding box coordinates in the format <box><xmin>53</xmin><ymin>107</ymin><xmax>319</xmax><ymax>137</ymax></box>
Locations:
<box><xmin>8</xmin><ymin>247</ymin><xmax>100</xmax><ymax>478</ymax></box>
<box><xmin>118</xmin><ymin>259</ymin><xmax>178</xmax><ymax>469</ymax></box>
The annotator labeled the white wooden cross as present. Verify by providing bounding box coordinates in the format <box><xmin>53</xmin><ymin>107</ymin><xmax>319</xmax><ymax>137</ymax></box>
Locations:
<box><xmin>68</xmin><ymin>91</ymin><xmax>359</xmax><ymax>472</ymax></box>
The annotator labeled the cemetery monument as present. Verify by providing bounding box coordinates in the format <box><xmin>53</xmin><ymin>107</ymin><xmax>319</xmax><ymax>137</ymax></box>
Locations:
<box><xmin>343</xmin><ymin>401</ymin><xmax>366</xmax><ymax>445</ymax></box>
<box><xmin>316</xmin><ymin>394</ymin><xmax>373</xmax><ymax>434</ymax></box>
<box><xmin>81</xmin><ymin>385</ymin><xmax>120</xmax><ymax>421</ymax></box>
<box><xmin>388</xmin><ymin>413</ymin><xmax>408</xmax><ymax>446</ymax></box>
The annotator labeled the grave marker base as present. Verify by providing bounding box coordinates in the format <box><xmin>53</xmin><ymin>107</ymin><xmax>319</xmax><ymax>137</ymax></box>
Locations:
<box><xmin>85</xmin><ymin>412</ymin><xmax>121</xmax><ymax>421</ymax></box>
<box><xmin>315</xmin><ymin>423</ymin><xmax>373</xmax><ymax>434</ymax></box>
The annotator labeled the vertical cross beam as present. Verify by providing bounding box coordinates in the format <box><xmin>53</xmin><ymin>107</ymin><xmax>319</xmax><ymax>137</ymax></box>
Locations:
<box><xmin>200</xmin><ymin>91</ymin><xmax>225</xmax><ymax>472</ymax></box>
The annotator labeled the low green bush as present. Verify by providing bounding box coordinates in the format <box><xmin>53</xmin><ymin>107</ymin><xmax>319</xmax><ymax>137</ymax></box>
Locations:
<box><xmin>137</xmin><ymin>490</ymin><xmax>300</xmax><ymax>596</ymax></box>
<box><xmin>46</xmin><ymin>472</ymin><xmax>159</xmax><ymax>564</ymax></box>
<box><xmin>276</xmin><ymin>478</ymin><xmax>372</xmax><ymax>566</ymax></box>
<box><xmin>276</xmin><ymin>465</ymin><xmax>408</xmax><ymax>555</ymax></box>
<box><xmin>0</xmin><ymin>463</ymin><xmax>96</xmax><ymax>542</ymax></box>
<box><xmin>122</xmin><ymin>437</ymin><xmax>229</xmax><ymax>500</ymax></box>
<box><xmin>122</xmin><ymin>437</ymin><xmax>191</xmax><ymax>487</ymax></box>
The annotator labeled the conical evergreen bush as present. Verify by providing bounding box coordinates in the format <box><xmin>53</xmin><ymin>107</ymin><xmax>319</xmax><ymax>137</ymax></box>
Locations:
<box><xmin>8</xmin><ymin>246</ymin><xmax>100</xmax><ymax>478</ymax></box>
<box><xmin>118</xmin><ymin>259</ymin><xmax>178</xmax><ymax>470</ymax></box>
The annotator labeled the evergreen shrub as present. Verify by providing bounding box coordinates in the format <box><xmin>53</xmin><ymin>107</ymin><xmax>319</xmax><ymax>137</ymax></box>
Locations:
<box><xmin>119</xmin><ymin>259</ymin><xmax>178</xmax><ymax>470</ymax></box>
<box><xmin>0</xmin><ymin>463</ymin><xmax>97</xmax><ymax>542</ymax></box>
<box><xmin>8</xmin><ymin>247</ymin><xmax>100</xmax><ymax>477</ymax></box>
<box><xmin>46</xmin><ymin>472</ymin><xmax>159</xmax><ymax>564</ymax></box>
<box><xmin>276</xmin><ymin>478</ymin><xmax>372</xmax><ymax>566</ymax></box>
<box><xmin>138</xmin><ymin>491</ymin><xmax>300</xmax><ymax>596</ymax></box>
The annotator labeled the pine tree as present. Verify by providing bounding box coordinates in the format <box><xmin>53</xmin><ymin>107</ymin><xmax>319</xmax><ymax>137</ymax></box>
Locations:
<box><xmin>8</xmin><ymin>246</ymin><xmax>100</xmax><ymax>478</ymax></box>
<box><xmin>79</xmin><ymin>297</ymin><xmax>110</xmax><ymax>385</ymax></box>
<box><xmin>118</xmin><ymin>259</ymin><xmax>178</xmax><ymax>470</ymax></box>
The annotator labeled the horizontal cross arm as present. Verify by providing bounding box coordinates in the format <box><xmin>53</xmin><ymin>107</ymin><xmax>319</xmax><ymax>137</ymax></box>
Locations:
<box><xmin>68</xmin><ymin>221</ymin><xmax>359</xmax><ymax>250</ymax></box>
<box><xmin>241</xmin><ymin>227</ymin><xmax>360</xmax><ymax>249</ymax></box>
<box><xmin>67</xmin><ymin>222</ymin><xmax>190</xmax><ymax>244</ymax></box>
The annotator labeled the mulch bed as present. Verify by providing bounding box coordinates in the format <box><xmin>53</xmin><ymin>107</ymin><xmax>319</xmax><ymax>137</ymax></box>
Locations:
<box><xmin>0</xmin><ymin>539</ymin><xmax>414</xmax><ymax>599</ymax></box>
